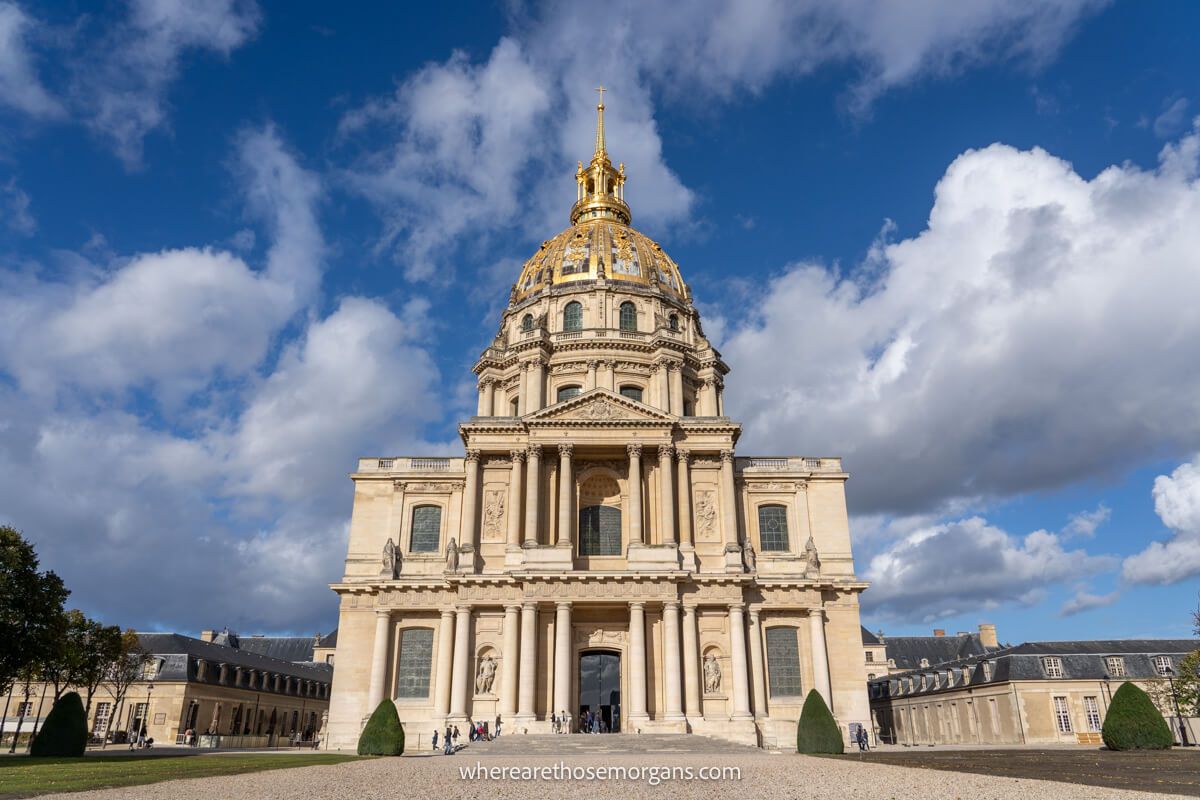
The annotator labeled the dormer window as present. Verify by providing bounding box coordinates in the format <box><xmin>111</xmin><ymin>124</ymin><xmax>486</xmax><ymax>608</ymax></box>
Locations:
<box><xmin>1042</xmin><ymin>656</ymin><xmax>1063</xmax><ymax>678</ymax></box>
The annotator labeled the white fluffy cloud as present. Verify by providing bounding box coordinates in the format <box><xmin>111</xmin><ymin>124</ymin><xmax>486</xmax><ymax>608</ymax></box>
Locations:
<box><xmin>0</xmin><ymin>2</ymin><xmax>63</xmax><ymax>118</ymax></box>
<box><xmin>723</xmin><ymin>125</ymin><xmax>1200</xmax><ymax>516</ymax></box>
<box><xmin>0</xmin><ymin>127</ymin><xmax>319</xmax><ymax>401</ymax></box>
<box><xmin>864</xmin><ymin>516</ymin><xmax>1114</xmax><ymax>621</ymax></box>
<box><xmin>1122</xmin><ymin>454</ymin><xmax>1200</xmax><ymax>585</ymax></box>
<box><xmin>339</xmin><ymin>0</ymin><xmax>1101</xmax><ymax>278</ymax></box>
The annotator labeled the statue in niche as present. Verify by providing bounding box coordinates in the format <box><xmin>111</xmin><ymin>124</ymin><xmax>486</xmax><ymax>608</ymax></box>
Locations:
<box><xmin>743</xmin><ymin>543</ymin><xmax>756</xmax><ymax>573</ymax></box>
<box><xmin>381</xmin><ymin>537</ymin><xmax>399</xmax><ymax>579</ymax></box>
<box><xmin>475</xmin><ymin>655</ymin><xmax>497</xmax><ymax>694</ymax></box>
<box><xmin>445</xmin><ymin>538</ymin><xmax>459</xmax><ymax>572</ymax></box>
<box><xmin>804</xmin><ymin>535</ymin><xmax>821</xmax><ymax>578</ymax></box>
<box><xmin>703</xmin><ymin>654</ymin><xmax>722</xmax><ymax>694</ymax></box>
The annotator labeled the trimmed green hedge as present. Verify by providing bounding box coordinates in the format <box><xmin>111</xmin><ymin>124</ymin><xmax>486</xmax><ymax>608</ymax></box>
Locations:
<box><xmin>1102</xmin><ymin>682</ymin><xmax>1173</xmax><ymax>750</ymax></box>
<box><xmin>797</xmin><ymin>689</ymin><xmax>843</xmax><ymax>754</ymax></box>
<box><xmin>357</xmin><ymin>699</ymin><xmax>405</xmax><ymax>756</ymax></box>
<box><xmin>30</xmin><ymin>691</ymin><xmax>88</xmax><ymax>757</ymax></box>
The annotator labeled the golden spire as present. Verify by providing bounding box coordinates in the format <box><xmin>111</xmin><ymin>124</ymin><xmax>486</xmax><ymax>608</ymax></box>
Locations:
<box><xmin>594</xmin><ymin>85</ymin><xmax>607</xmax><ymax>158</ymax></box>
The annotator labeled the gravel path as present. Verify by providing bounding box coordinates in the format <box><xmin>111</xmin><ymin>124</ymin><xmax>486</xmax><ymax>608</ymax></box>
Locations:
<box><xmin>33</xmin><ymin>750</ymin><xmax>1191</xmax><ymax>800</ymax></box>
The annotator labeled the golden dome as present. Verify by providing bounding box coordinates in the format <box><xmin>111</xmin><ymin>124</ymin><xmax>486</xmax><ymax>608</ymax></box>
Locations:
<box><xmin>511</xmin><ymin>89</ymin><xmax>689</xmax><ymax>304</ymax></box>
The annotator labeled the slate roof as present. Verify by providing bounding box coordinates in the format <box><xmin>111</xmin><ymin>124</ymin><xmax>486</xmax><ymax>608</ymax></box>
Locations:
<box><xmin>881</xmin><ymin>632</ymin><xmax>998</xmax><ymax>670</ymax></box>
<box><xmin>868</xmin><ymin>638</ymin><xmax>1199</xmax><ymax>701</ymax></box>
<box><xmin>136</xmin><ymin>633</ymin><xmax>333</xmax><ymax>684</ymax></box>
<box><xmin>860</xmin><ymin>626</ymin><xmax>882</xmax><ymax>646</ymax></box>
<box><xmin>238</xmin><ymin>636</ymin><xmax>318</xmax><ymax>663</ymax></box>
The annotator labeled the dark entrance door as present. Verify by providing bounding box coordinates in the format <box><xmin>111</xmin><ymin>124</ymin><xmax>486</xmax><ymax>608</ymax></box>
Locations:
<box><xmin>578</xmin><ymin>651</ymin><xmax>621</xmax><ymax>733</ymax></box>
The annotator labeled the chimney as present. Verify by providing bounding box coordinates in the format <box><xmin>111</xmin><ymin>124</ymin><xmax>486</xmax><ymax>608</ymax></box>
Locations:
<box><xmin>933</xmin><ymin>629</ymin><xmax>945</xmax><ymax>637</ymax></box>
<box><xmin>956</xmin><ymin>631</ymin><xmax>969</xmax><ymax>637</ymax></box>
<box><xmin>200</xmin><ymin>630</ymin><xmax>217</xmax><ymax>642</ymax></box>
<box><xmin>978</xmin><ymin>623</ymin><xmax>998</xmax><ymax>649</ymax></box>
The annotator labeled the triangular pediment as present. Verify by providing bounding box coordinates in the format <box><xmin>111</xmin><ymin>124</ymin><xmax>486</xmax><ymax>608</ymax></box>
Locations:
<box><xmin>527</xmin><ymin>388</ymin><xmax>673</xmax><ymax>423</ymax></box>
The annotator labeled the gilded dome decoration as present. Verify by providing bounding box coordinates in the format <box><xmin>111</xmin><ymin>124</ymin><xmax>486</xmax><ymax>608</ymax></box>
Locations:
<box><xmin>511</xmin><ymin>89</ymin><xmax>689</xmax><ymax>304</ymax></box>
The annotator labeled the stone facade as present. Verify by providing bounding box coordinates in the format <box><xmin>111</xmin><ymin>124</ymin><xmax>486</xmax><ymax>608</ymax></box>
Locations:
<box><xmin>325</xmin><ymin>97</ymin><xmax>871</xmax><ymax>749</ymax></box>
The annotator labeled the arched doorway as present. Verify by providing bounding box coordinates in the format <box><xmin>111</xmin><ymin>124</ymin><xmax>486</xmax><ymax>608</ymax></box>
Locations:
<box><xmin>578</xmin><ymin>650</ymin><xmax>621</xmax><ymax>733</ymax></box>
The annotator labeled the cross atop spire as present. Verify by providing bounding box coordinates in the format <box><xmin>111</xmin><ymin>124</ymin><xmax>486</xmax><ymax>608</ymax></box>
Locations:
<box><xmin>594</xmin><ymin>85</ymin><xmax>607</xmax><ymax>158</ymax></box>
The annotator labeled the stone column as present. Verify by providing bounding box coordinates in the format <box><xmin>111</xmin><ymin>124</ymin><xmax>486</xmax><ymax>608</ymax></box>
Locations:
<box><xmin>719</xmin><ymin>449</ymin><xmax>739</xmax><ymax>548</ymax></box>
<box><xmin>524</xmin><ymin>444</ymin><xmax>541</xmax><ymax>547</ymax></box>
<box><xmin>654</xmin><ymin>361</ymin><xmax>670</xmax><ymax>412</ymax></box>
<box><xmin>505</xmin><ymin>450</ymin><xmax>525</xmax><ymax>549</ymax></box>
<box><xmin>553</xmin><ymin>602</ymin><xmax>572</xmax><ymax>717</ymax></box>
<box><xmin>669</xmin><ymin>363</ymin><xmax>684</xmax><ymax>416</ymax></box>
<box><xmin>500</xmin><ymin>605</ymin><xmax>520</xmax><ymax>720</ymax></box>
<box><xmin>682</xmin><ymin>605</ymin><xmax>701</xmax><ymax>719</ymax></box>
<box><xmin>715</xmin><ymin>377</ymin><xmax>725</xmax><ymax>416</ymax></box>
<box><xmin>627</xmin><ymin>443</ymin><xmax>643</xmax><ymax>545</ymax></box>
<box><xmin>658</xmin><ymin>444</ymin><xmax>676</xmax><ymax>545</ymax></box>
<box><xmin>699</xmin><ymin>377</ymin><xmax>717</xmax><ymax>416</ymax></box>
<box><xmin>809</xmin><ymin>608</ymin><xmax>833</xmax><ymax>710</ymax></box>
<box><xmin>748</xmin><ymin>608</ymin><xmax>768</xmax><ymax>719</ymax></box>
<box><xmin>662</xmin><ymin>601</ymin><xmax>684</xmax><ymax>719</ymax></box>
<box><xmin>476</xmin><ymin>378</ymin><xmax>491</xmax><ymax>416</ymax></box>
<box><xmin>460</xmin><ymin>449</ymin><xmax>481</xmax><ymax>552</ymax></box>
<box><xmin>676</xmin><ymin>449</ymin><xmax>693</xmax><ymax>548</ymax></box>
<box><xmin>557</xmin><ymin>443</ymin><xmax>574</xmax><ymax>547</ymax></box>
<box><xmin>489</xmin><ymin>380</ymin><xmax>501</xmax><ymax>417</ymax></box>
<box><xmin>529</xmin><ymin>358</ymin><xmax>547</xmax><ymax>413</ymax></box>
<box><xmin>433</xmin><ymin>609</ymin><xmax>455</xmax><ymax>717</ymax></box>
<box><xmin>366</xmin><ymin>610</ymin><xmax>392</xmax><ymax>713</ymax></box>
<box><xmin>727</xmin><ymin>604</ymin><xmax>752</xmax><ymax>719</ymax></box>
<box><xmin>449</xmin><ymin>605</ymin><xmax>472</xmax><ymax>718</ymax></box>
<box><xmin>516</xmin><ymin>602</ymin><xmax>538</xmax><ymax>723</ymax></box>
<box><xmin>628</xmin><ymin>602</ymin><xmax>648</xmax><ymax>721</ymax></box>
<box><xmin>517</xmin><ymin>368</ymin><xmax>527</xmax><ymax>416</ymax></box>
<box><xmin>601</xmin><ymin>360</ymin><xmax>616</xmax><ymax>391</ymax></box>
<box><xmin>585</xmin><ymin>360</ymin><xmax>598</xmax><ymax>391</ymax></box>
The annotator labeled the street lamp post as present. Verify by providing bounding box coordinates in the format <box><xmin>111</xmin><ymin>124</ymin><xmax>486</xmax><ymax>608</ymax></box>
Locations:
<box><xmin>141</xmin><ymin>682</ymin><xmax>154</xmax><ymax>746</ymax></box>
<box><xmin>1163</xmin><ymin>667</ymin><xmax>1192</xmax><ymax>747</ymax></box>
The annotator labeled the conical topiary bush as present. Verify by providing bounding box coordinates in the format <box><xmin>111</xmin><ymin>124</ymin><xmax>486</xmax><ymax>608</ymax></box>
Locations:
<box><xmin>1101</xmin><ymin>682</ymin><xmax>1173</xmax><ymax>750</ymax></box>
<box><xmin>796</xmin><ymin>688</ymin><xmax>843</xmax><ymax>754</ymax></box>
<box><xmin>30</xmin><ymin>691</ymin><xmax>88</xmax><ymax>757</ymax></box>
<box><xmin>357</xmin><ymin>698</ymin><xmax>405</xmax><ymax>756</ymax></box>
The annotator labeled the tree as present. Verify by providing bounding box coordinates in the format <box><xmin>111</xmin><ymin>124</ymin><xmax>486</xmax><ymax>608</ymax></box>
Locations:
<box><xmin>1102</xmin><ymin>682</ymin><xmax>1174</xmax><ymax>750</ymax></box>
<box><xmin>796</xmin><ymin>689</ymin><xmax>844</xmax><ymax>754</ymax></box>
<box><xmin>357</xmin><ymin>699</ymin><xmax>404</xmax><ymax>755</ymax></box>
<box><xmin>0</xmin><ymin>526</ymin><xmax>69</xmax><ymax>696</ymax></box>
<box><xmin>30</xmin><ymin>691</ymin><xmax>88</xmax><ymax>757</ymax></box>
<box><xmin>99</xmin><ymin>630</ymin><xmax>149</xmax><ymax>745</ymax></box>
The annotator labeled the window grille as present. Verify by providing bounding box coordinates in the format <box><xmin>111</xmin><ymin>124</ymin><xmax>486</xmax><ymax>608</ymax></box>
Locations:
<box><xmin>619</xmin><ymin>302</ymin><xmax>637</xmax><ymax>331</ymax></box>
<box><xmin>579</xmin><ymin>505</ymin><xmax>621</xmax><ymax>555</ymax></box>
<box><xmin>557</xmin><ymin>385</ymin><xmax>582</xmax><ymax>403</ymax></box>
<box><xmin>1042</xmin><ymin>657</ymin><xmax>1063</xmax><ymax>678</ymax></box>
<box><xmin>410</xmin><ymin>506</ymin><xmax>442</xmax><ymax>553</ymax></box>
<box><xmin>1052</xmin><ymin>696</ymin><xmax>1072</xmax><ymax>733</ymax></box>
<box><xmin>395</xmin><ymin>629</ymin><xmax>434</xmax><ymax>698</ymax></box>
<box><xmin>1084</xmin><ymin>696</ymin><xmax>1102</xmax><ymax>732</ymax></box>
<box><xmin>757</xmin><ymin>505</ymin><xmax>789</xmax><ymax>551</ymax></box>
<box><xmin>1105</xmin><ymin>656</ymin><xmax>1125</xmax><ymax>677</ymax></box>
<box><xmin>563</xmin><ymin>302</ymin><xmax>583</xmax><ymax>332</ymax></box>
<box><xmin>1154</xmin><ymin>655</ymin><xmax>1173</xmax><ymax>675</ymax></box>
<box><xmin>766</xmin><ymin>627</ymin><xmax>802</xmax><ymax>697</ymax></box>
<box><xmin>619</xmin><ymin>385</ymin><xmax>643</xmax><ymax>402</ymax></box>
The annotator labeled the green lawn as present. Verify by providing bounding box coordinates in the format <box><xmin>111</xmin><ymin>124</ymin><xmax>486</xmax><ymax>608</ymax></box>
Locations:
<box><xmin>0</xmin><ymin>752</ymin><xmax>365</xmax><ymax>798</ymax></box>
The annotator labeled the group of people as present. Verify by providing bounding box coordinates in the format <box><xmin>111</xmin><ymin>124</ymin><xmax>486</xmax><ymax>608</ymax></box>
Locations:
<box><xmin>854</xmin><ymin>725</ymin><xmax>871</xmax><ymax>751</ymax></box>
<box><xmin>434</xmin><ymin>717</ymin><xmax>504</xmax><ymax>755</ymax></box>
<box><xmin>549</xmin><ymin>708</ymin><xmax>612</xmax><ymax>734</ymax></box>
<box><xmin>432</xmin><ymin>725</ymin><xmax>460</xmax><ymax>755</ymax></box>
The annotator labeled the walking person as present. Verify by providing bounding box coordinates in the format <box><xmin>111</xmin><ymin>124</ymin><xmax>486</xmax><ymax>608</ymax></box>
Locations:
<box><xmin>432</xmin><ymin>729</ymin><xmax>438</xmax><ymax>751</ymax></box>
<box><xmin>452</xmin><ymin>725</ymin><xmax>460</xmax><ymax>747</ymax></box>
<box><xmin>443</xmin><ymin>725</ymin><xmax>453</xmax><ymax>755</ymax></box>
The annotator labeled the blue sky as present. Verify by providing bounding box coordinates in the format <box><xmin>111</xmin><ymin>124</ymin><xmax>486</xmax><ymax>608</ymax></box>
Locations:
<box><xmin>1</xmin><ymin>0</ymin><xmax>1199</xmax><ymax>643</ymax></box>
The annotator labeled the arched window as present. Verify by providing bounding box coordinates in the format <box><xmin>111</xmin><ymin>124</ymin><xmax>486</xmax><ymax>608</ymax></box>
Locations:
<box><xmin>619</xmin><ymin>301</ymin><xmax>637</xmax><ymax>331</ymax></box>
<box><xmin>669</xmin><ymin>313</ymin><xmax>679</xmax><ymax>331</ymax></box>
<box><xmin>619</xmin><ymin>385</ymin><xmax>643</xmax><ymax>403</ymax></box>
<box><xmin>410</xmin><ymin>505</ymin><xmax>442</xmax><ymax>552</ymax></box>
<box><xmin>766</xmin><ymin>627</ymin><xmax>802</xmax><ymax>697</ymax></box>
<box><xmin>563</xmin><ymin>301</ymin><xmax>583</xmax><ymax>332</ymax></box>
<box><xmin>521</xmin><ymin>313</ymin><xmax>533</xmax><ymax>332</ymax></box>
<box><xmin>557</xmin><ymin>385</ymin><xmax>582</xmax><ymax>403</ymax></box>
<box><xmin>395</xmin><ymin>628</ymin><xmax>434</xmax><ymax>698</ymax></box>
<box><xmin>579</xmin><ymin>505</ymin><xmax>621</xmax><ymax>555</ymax></box>
<box><xmin>758</xmin><ymin>504</ymin><xmax>789</xmax><ymax>551</ymax></box>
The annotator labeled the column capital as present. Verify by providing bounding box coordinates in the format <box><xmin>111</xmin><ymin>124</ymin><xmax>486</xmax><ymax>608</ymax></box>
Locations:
<box><xmin>662</xmin><ymin>600</ymin><xmax>680</xmax><ymax>610</ymax></box>
<box><xmin>727</xmin><ymin>602</ymin><xmax>745</xmax><ymax>613</ymax></box>
<box><xmin>455</xmin><ymin>604</ymin><xmax>473</xmax><ymax>613</ymax></box>
<box><xmin>667</xmin><ymin>361</ymin><xmax>682</xmax><ymax>373</ymax></box>
<box><xmin>504</xmin><ymin>604</ymin><xmax>522</xmax><ymax>613</ymax></box>
<box><xmin>676</xmin><ymin>448</ymin><xmax>690</xmax><ymax>464</ymax></box>
<box><xmin>465</xmin><ymin>448</ymin><xmax>481</xmax><ymax>463</ymax></box>
<box><xmin>558</xmin><ymin>442</ymin><xmax>574</xmax><ymax>458</ymax></box>
<box><xmin>525</xmin><ymin>356</ymin><xmax>546</xmax><ymax>369</ymax></box>
<box><xmin>601</xmin><ymin>359</ymin><xmax>616</xmax><ymax>369</ymax></box>
<box><xmin>522</xmin><ymin>600</ymin><xmax>538</xmax><ymax>610</ymax></box>
<box><xmin>719</xmin><ymin>449</ymin><xmax>735</xmax><ymax>464</ymax></box>
<box><xmin>748</xmin><ymin>607</ymin><xmax>762</xmax><ymax>622</ymax></box>
<box><xmin>527</xmin><ymin>443</ymin><xmax>542</xmax><ymax>459</ymax></box>
<box><xmin>586</xmin><ymin>359</ymin><xmax>599</xmax><ymax>369</ymax></box>
<box><xmin>629</xmin><ymin>600</ymin><xmax>645</xmax><ymax>610</ymax></box>
<box><xmin>657</xmin><ymin>443</ymin><xmax>675</xmax><ymax>460</ymax></box>
<box><xmin>478</xmin><ymin>376</ymin><xmax>494</xmax><ymax>388</ymax></box>
<box><xmin>555</xmin><ymin>600</ymin><xmax>573</xmax><ymax>610</ymax></box>
<box><xmin>809</xmin><ymin>606</ymin><xmax>826</xmax><ymax>619</ymax></box>
<box><xmin>509</xmin><ymin>449</ymin><xmax>527</xmax><ymax>463</ymax></box>
<box><xmin>626</xmin><ymin>442</ymin><xmax>643</xmax><ymax>459</ymax></box>
<box><xmin>375</xmin><ymin>609</ymin><xmax>393</xmax><ymax>619</ymax></box>
<box><xmin>440</xmin><ymin>608</ymin><xmax>457</xmax><ymax>618</ymax></box>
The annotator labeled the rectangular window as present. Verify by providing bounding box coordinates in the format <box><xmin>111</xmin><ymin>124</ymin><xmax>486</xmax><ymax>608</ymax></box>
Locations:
<box><xmin>94</xmin><ymin>702</ymin><xmax>112</xmax><ymax>734</ymax></box>
<box><xmin>1154</xmin><ymin>655</ymin><xmax>1173</xmax><ymax>676</ymax></box>
<box><xmin>757</xmin><ymin>505</ymin><xmax>789</xmax><ymax>552</ymax></box>
<box><xmin>16</xmin><ymin>702</ymin><xmax>33</xmax><ymax>717</ymax></box>
<box><xmin>1042</xmin><ymin>656</ymin><xmax>1063</xmax><ymax>678</ymax></box>
<box><xmin>1053</xmin><ymin>696</ymin><xmax>1072</xmax><ymax>733</ymax></box>
<box><xmin>765</xmin><ymin>627</ymin><xmax>802</xmax><ymax>697</ymax></box>
<box><xmin>865</xmin><ymin>651</ymin><xmax>874</xmax><ymax>662</ymax></box>
<box><xmin>1105</xmin><ymin>656</ymin><xmax>1126</xmax><ymax>677</ymax></box>
<box><xmin>395</xmin><ymin>628</ymin><xmax>434</xmax><ymax>698</ymax></box>
<box><xmin>579</xmin><ymin>505</ymin><xmax>622</xmax><ymax>556</ymax></box>
<box><xmin>409</xmin><ymin>506</ymin><xmax>442</xmax><ymax>553</ymax></box>
<box><xmin>1084</xmin><ymin>696</ymin><xmax>1102</xmax><ymax>732</ymax></box>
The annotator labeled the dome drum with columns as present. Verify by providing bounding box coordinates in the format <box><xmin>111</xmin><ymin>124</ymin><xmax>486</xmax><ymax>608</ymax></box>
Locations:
<box><xmin>325</xmin><ymin>94</ymin><xmax>871</xmax><ymax>749</ymax></box>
